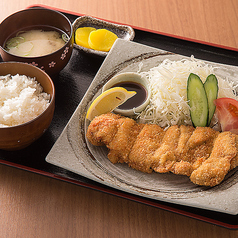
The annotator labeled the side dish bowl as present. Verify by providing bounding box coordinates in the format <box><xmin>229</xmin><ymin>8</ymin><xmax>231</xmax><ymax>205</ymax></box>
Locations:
<box><xmin>102</xmin><ymin>72</ymin><xmax>151</xmax><ymax>116</ymax></box>
<box><xmin>0</xmin><ymin>62</ymin><xmax>55</xmax><ymax>150</ymax></box>
<box><xmin>0</xmin><ymin>7</ymin><xmax>73</xmax><ymax>76</ymax></box>
<box><xmin>72</xmin><ymin>15</ymin><xmax>135</xmax><ymax>57</ymax></box>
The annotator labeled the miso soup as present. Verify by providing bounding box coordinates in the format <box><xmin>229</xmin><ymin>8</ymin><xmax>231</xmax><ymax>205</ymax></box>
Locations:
<box><xmin>5</xmin><ymin>27</ymin><xmax>69</xmax><ymax>57</ymax></box>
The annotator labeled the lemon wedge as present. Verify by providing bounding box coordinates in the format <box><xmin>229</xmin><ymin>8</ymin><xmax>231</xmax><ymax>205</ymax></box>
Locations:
<box><xmin>86</xmin><ymin>87</ymin><xmax>136</xmax><ymax>120</ymax></box>
<box><xmin>75</xmin><ymin>27</ymin><xmax>96</xmax><ymax>48</ymax></box>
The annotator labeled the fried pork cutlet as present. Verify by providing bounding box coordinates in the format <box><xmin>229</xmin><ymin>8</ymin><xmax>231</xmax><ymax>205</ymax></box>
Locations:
<box><xmin>86</xmin><ymin>113</ymin><xmax>238</xmax><ymax>187</ymax></box>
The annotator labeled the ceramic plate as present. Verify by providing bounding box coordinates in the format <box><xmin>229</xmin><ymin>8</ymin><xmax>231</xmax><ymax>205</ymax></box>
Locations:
<box><xmin>72</xmin><ymin>16</ymin><xmax>135</xmax><ymax>57</ymax></box>
<box><xmin>46</xmin><ymin>39</ymin><xmax>238</xmax><ymax>215</ymax></box>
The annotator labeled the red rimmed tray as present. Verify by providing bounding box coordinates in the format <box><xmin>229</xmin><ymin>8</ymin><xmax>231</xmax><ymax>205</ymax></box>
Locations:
<box><xmin>0</xmin><ymin>4</ymin><xmax>237</xmax><ymax>229</ymax></box>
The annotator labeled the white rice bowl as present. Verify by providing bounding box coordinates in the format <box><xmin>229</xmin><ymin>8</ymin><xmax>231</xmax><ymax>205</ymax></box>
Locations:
<box><xmin>0</xmin><ymin>74</ymin><xmax>50</xmax><ymax>127</ymax></box>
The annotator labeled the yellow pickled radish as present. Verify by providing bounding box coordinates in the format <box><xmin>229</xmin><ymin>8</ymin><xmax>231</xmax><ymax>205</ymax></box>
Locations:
<box><xmin>75</xmin><ymin>27</ymin><xmax>96</xmax><ymax>48</ymax></box>
<box><xmin>86</xmin><ymin>87</ymin><xmax>136</xmax><ymax>121</ymax></box>
<box><xmin>88</xmin><ymin>29</ymin><xmax>118</xmax><ymax>52</ymax></box>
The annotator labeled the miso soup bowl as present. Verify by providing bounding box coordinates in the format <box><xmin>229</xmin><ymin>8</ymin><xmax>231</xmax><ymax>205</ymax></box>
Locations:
<box><xmin>0</xmin><ymin>62</ymin><xmax>55</xmax><ymax>150</ymax></box>
<box><xmin>0</xmin><ymin>8</ymin><xmax>73</xmax><ymax>76</ymax></box>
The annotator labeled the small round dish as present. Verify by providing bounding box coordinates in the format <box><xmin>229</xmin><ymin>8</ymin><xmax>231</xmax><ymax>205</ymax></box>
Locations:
<box><xmin>0</xmin><ymin>8</ymin><xmax>73</xmax><ymax>76</ymax></box>
<box><xmin>102</xmin><ymin>72</ymin><xmax>151</xmax><ymax>116</ymax></box>
<box><xmin>0</xmin><ymin>62</ymin><xmax>55</xmax><ymax>150</ymax></box>
<box><xmin>72</xmin><ymin>15</ymin><xmax>135</xmax><ymax>57</ymax></box>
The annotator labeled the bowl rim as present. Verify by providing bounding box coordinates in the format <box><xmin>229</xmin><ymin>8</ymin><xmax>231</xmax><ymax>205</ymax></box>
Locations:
<box><xmin>0</xmin><ymin>7</ymin><xmax>73</xmax><ymax>59</ymax></box>
<box><xmin>0</xmin><ymin>61</ymin><xmax>55</xmax><ymax>129</ymax></box>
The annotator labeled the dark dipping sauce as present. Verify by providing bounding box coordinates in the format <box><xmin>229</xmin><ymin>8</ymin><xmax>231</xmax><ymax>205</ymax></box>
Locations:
<box><xmin>112</xmin><ymin>81</ymin><xmax>147</xmax><ymax>110</ymax></box>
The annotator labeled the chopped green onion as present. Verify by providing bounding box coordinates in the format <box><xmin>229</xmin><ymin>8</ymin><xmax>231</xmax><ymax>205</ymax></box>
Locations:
<box><xmin>17</xmin><ymin>41</ymin><xmax>34</xmax><ymax>54</ymax></box>
<box><xmin>5</xmin><ymin>37</ymin><xmax>25</xmax><ymax>49</ymax></box>
<box><xmin>62</xmin><ymin>33</ymin><xmax>69</xmax><ymax>43</ymax></box>
<box><xmin>16</xmin><ymin>31</ymin><xmax>26</xmax><ymax>36</ymax></box>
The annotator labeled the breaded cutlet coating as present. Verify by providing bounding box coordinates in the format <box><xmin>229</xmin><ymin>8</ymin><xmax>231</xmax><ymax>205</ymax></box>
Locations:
<box><xmin>87</xmin><ymin>113</ymin><xmax>238</xmax><ymax>187</ymax></box>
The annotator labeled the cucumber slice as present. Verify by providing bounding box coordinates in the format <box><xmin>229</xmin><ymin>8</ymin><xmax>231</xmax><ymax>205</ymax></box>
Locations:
<box><xmin>187</xmin><ymin>73</ymin><xmax>208</xmax><ymax>127</ymax></box>
<box><xmin>204</xmin><ymin>74</ymin><xmax>218</xmax><ymax>126</ymax></box>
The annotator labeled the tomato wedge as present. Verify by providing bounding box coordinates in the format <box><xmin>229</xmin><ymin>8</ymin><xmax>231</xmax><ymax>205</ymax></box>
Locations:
<box><xmin>214</xmin><ymin>97</ymin><xmax>238</xmax><ymax>134</ymax></box>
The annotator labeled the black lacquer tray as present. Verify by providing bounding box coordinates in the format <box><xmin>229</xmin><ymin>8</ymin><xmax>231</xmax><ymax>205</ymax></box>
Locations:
<box><xmin>0</xmin><ymin>5</ymin><xmax>237</xmax><ymax>229</ymax></box>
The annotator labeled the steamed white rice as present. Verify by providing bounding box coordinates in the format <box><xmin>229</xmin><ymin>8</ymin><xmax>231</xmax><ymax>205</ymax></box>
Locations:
<box><xmin>0</xmin><ymin>74</ymin><xmax>50</xmax><ymax>127</ymax></box>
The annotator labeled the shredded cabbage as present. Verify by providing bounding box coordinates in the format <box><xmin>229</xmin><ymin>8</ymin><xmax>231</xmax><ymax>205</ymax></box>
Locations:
<box><xmin>138</xmin><ymin>56</ymin><xmax>238</xmax><ymax>128</ymax></box>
